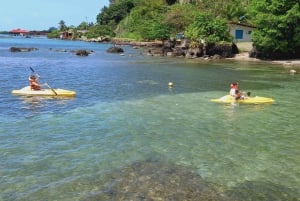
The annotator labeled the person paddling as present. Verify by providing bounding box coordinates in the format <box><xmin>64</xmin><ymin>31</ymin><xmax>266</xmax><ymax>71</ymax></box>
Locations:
<box><xmin>29</xmin><ymin>75</ymin><xmax>41</xmax><ymax>90</ymax></box>
<box><xmin>229</xmin><ymin>82</ymin><xmax>241</xmax><ymax>100</ymax></box>
<box><xmin>230</xmin><ymin>82</ymin><xmax>250</xmax><ymax>100</ymax></box>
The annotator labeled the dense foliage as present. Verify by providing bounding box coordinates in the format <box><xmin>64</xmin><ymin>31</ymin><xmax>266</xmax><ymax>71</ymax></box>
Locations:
<box><xmin>95</xmin><ymin>0</ymin><xmax>138</xmax><ymax>37</ymax></box>
<box><xmin>47</xmin><ymin>0</ymin><xmax>300</xmax><ymax>59</ymax></box>
<box><xmin>249</xmin><ymin>0</ymin><xmax>300</xmax><ymax>59</ymax></box>
<box><xmin>185</xmin><ymin>12</ymin><xmax>233</xmax><ymax>44</ymax></box>
<box><xmin>115</xmin><ymin>0</ymin><xmax>171</xmax><ymax>40</ymax></box>
<box><xmin>101</xmin><ymin>0</ymin><xmax>250</xmax><ymax>42</ymax></box>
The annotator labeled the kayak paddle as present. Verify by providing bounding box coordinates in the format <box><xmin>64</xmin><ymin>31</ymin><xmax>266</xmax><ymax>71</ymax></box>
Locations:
<box><xmin>29</xmin><ymin>67</ymin><xmax>58</xmax><ymax>95</ymax></box>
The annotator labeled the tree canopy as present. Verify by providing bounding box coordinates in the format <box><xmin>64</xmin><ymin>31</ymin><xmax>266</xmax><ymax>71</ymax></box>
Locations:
<box><xmin>248</xmin><ymin>0</ymin><xmax>300</xmax><ymax>59</ymax></box>
<box><xmin>185</xmin><ymin>12</ymin><xmax>232</xmax><ymax>44</ymax></box>
<box><xmin>47</xmin><ymin>0</ymin><xmax>300</xmax><ymax>59</ymax></box>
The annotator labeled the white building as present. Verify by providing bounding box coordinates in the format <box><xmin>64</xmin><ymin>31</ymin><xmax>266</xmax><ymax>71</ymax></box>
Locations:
<box><xmin>229</xmin><ymin>22</ymin><xmax>255</xmax><ymax>42</ymax></box>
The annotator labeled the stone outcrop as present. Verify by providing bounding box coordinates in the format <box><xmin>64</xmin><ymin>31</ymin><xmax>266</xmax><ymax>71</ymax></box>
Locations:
<box><xmin>142</xmin><ymin>39</ymin><xmax>238</xmax><ymax>59</ymax></box>
<box><xmin>10</xmin><ymin>47</ymin><xmax>38</xmax><ymax>52</ymax></box>
<box><xmin>207</xmin><ymin>43</ymin><xmax>237</xmax><ymax>58</ymax></box>
<box><xmin>107</xmin><ymin>46</ymin><xmax>124</xmax><ymax>53</ymax></box>
<box><xmin>249</xmin><ymin>44</ymin><xmax>300</xmax><ymax>60</ymax></box>
<box><xmin>74</xmin><ymin>49</ymin><xmax>91</xmax><ymax>56</ymax></box>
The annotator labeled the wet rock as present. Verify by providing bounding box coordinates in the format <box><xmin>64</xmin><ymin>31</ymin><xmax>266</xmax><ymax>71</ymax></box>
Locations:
<box><xmin>107</xmin><ymin>46</ymin><xmax>124</xmax><ymax>53</ymax></box>
<box><xmin>186</xmin><ymin>48</ymin><xmax>202</xmax><ymax>58</ymax></box>
<box><xmin>172</xmin><ymin>47</ymin><xmax>186</xmax><ymax>57</ymax></box>
<box><xmin>207</xmin><ymin>43</ymin><xmax>233</xmax><ymax>58</ymax></box>
<box><xmin>75</xmin><ymin>49</ymin><xmax>91</xmax><ymax>56</ymax></box>
<box><xmin>82</xmin><ymin>159</ymin><xmax>228</xmax><ymax>201</ymax></box>
<box><xmin>10</xmin><ymin>47</ymin><xmax>38</xmax><ymax>52</ymax></box>
<box><xmin>146</xmin><ymin>48</ymin><xmax>164</xmax><ymax>56</ymax></box>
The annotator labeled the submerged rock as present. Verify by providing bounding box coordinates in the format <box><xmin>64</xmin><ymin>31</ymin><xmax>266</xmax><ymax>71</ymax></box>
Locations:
<box><xmin>82</xmin><ymin>159</ymin><xmax>228</xmax><ymax>201</ymax></box>
<box><xmin>107</xmin><ymin>46</ymin><xmax>124</xmax><ymax>53</ymax></box>
<box><xmin>75</xmin><ymin>49</ymin><xmax>91</xmax><ymax>56</ymax></box>
<box><xmin>10</xmin><ymin>47</ymin><xmax>38</xmax><ymax>52</ymax></box>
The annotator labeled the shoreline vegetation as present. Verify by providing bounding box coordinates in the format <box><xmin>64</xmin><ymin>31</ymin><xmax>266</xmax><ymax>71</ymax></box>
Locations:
<box><xmin>85</xmin><ymin>36</ymin><xmax>298</xmax><ymax>68</ymax></box>
<box><xmin>7</xmin><ymin>35</ymin><xmax>300</xmax><ymax>70</ymax></box>
<box><xmin>105</xmin><ymin>38</ymin><xmax>300</xmax><ymax>69</ymax></box>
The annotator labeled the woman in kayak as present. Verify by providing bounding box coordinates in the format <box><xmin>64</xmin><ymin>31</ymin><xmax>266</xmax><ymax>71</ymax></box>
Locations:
<box><xmin>230</xmin><ymin>82</ymin><xmax>241</xmax><ymax>100</ymax></box>
<box><xmin>29</xmin><ymin>75</ymin><xmax>41</xmax><ymax>90</ymax></box>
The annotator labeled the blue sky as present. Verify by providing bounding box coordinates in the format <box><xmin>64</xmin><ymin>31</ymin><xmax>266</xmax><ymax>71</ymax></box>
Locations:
<box><xmin>0</xmin><ymin>0</ymin><xmax>109</xmax><ymax>31</ymax></box>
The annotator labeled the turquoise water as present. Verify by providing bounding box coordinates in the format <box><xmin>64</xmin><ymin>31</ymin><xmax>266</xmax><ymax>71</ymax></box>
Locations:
<box><xmin>1</xmin><ymin>35</ymin><xmax>299</xmax><ymax>200</ymax></box>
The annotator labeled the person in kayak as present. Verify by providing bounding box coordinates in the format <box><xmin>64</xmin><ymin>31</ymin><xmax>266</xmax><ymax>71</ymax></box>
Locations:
<box><xmin>230</xmin><ymin>82</ymin><xmax>241</xmax><ymax>100</ymax></box>
<box><xmin>29</xmin><ymin>75</ymin><xmax>41</xmax><ymax>90</ymax></box>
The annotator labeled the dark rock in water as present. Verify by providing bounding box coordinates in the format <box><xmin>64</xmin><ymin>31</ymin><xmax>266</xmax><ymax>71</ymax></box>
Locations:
<box><xmin>75</xmin><ymin>49</ymin><xmax>90</xmax><ymax>56</ymax></box>
<box><xmin>107</xmin><ymin>46</ymin><xmax>124</xmax><ymax>53</ymax></box>
<box><xmin>10</xmin><ymin>47</ymin><xmax>38</xmax><ymax>52</ymax></box>
<box><xmin>82</xmin><ymin>159</ymin><xmax>228</xmax><ymax>201</ymax></box>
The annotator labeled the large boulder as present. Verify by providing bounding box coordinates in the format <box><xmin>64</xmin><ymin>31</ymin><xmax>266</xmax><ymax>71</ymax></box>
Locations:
<box><xmin>162</xmin><ymin>40</ymin><xmax>176</xmax><ymax>56</ymax></box>
<box><xmin>186</xmin><ymin>48</ymin><xmax>202</xmax><ymax>58</ymax></box>
<box><xmin>207</xmin><ymin>43</ymin><xmax>234</xmax><ymax>58</ymax></box>
<box><xmin>172</xmin><ymin>47</ymin><xmax>186</xmax><ymax>57</ymax></box>
<box><xmin>75</xmin><ymin>49</ymin><xmax>90</xmax><ymax>56</ymax></box>
<box><xmin>107</xmin><ymin>46</ymin><xmax>124</xmax><ymax>53</ymax></box>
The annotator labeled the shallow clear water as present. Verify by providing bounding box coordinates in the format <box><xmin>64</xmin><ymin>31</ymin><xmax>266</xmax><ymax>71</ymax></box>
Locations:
<box><xmin>1</xmin><ymin>35</ymin><xmax>299</xmax><ymax>200</ymax></box>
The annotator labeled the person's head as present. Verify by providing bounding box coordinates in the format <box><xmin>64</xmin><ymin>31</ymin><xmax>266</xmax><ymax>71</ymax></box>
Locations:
<box><xmin>30</xmin><ymin>75</ymin><xmax>36</xmax><ymax>80</ymax></box>
<box><xmin>231</xmin><ymin>82</ymin><xmax>238</xmax><ymax>89</ymax></box>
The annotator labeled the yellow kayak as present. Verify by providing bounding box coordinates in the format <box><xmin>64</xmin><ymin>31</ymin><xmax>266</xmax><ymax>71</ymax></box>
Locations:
<box><xmin>12</xmin><ymin>86</ymin><xmax>76</xmax><ymax>97</ymax></box>
<box><xmin>211</xmin><ymin>95</ymin><xmax>274</xmax><ymax>104</ymax></box>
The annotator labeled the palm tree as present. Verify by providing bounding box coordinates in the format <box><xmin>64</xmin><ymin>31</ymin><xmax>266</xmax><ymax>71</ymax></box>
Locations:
<box><xmin>58</xmin><ymin>20</ymin><xmax>67</xmax><ymax>31</ymax></box>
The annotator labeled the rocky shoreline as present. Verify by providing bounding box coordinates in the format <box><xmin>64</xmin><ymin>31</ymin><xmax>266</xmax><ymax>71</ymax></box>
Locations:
<box><xmin>229</xmin><ymin>52</ymin><xmax>300</xmax><ymax>69</ymax></box>
<box><xmin>9</xmin><ymin>37</ymin><xmax>300</xmax><ymax>70</ymax></box>
<box><xmin>107</xmin><ymin>39</ymin><xmax>300</xmax><ymax>68</ymax></box>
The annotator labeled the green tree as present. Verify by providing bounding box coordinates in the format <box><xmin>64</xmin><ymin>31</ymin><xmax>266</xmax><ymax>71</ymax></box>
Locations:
<box><xmin>47</xmin><ymin>30</ymin><xmax>60</xmax><ymax>38</ymax></box>
<box><xmin>115</xmin><ymin>0</ymin><xmax>170</xmax><ymax>40</ymax></box>
<box><xmin>77</xmin><ymin>21</ymin><xmax>88</xmax><ymax>30</ymax></box>
<box><xmin>97</xmin><ymin>0</ymin><xmax>136</xmax><ymax>25</ymax></box>
<box><xmin>163</xmin><ymin>3</ymin><xmax>198</xmax><ymax>35</ymax></box>
<box><xmin>140</xmin><ymin>18</ymin><xmax>171</xmax><ymax>40</ymax></box>
<box><xmin>249</xmin><ymin>0</ymin><xmax>300</xmax><ymax>59</ymax></box>
<box><xmin>58</xmin><ymin>20</ymin><xmax>67</xmax><ymax>31</ymax></box>
<box><xmin>195</xmin><ymin>0</ymin><xmax>248</xmax><ymax>21</ymax></box>
<box><xmin>185</xmin><ymin>12</ymin><xmax>232</xmax><ymax>44</ymax></box>
<box><xmin>85</xmin><ymin>24</ymin><xmax>114</xmax><ymax>38</ymax></box>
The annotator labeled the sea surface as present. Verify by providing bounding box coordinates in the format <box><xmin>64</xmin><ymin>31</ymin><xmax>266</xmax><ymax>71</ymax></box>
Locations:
<box><xmin>1</xmin><ymin>35</ymin><xmax>299</xmax><ymax>201</ymax></box>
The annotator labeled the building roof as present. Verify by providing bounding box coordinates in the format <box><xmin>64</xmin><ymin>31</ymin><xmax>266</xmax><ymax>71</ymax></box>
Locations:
<box><xmin>9</xmin><ymin>28</ymin><xmax>29</xmax><ymax>34</ymax></box>
<box><xmin>229</xmin><ymin>21</ymin><xmax>256</xmax><ymax>28</ymax></box>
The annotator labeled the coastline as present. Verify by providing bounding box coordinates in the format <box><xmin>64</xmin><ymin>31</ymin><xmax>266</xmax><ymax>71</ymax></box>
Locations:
<box><xmin>225</xmin><ymin>42</ymin><xmax>300</xmax><ymax>68</ymax></box>
<box><xmin>229</xmin><ymin>52</ymin><xmax>300</xmax><ymax>68</ymax></box>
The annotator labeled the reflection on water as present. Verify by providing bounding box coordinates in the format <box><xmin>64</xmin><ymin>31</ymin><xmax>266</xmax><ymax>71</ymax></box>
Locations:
<box><xmin>17</xmin><ymin>96</ymin><xmax>75</xmax><ymax>117</ymax></box>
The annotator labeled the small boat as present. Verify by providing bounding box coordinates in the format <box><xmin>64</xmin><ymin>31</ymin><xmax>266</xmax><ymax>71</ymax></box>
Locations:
<box><xmin>12</xmin><ymin>86</ymin><xmax>76</xmax><ymax>97</ymax></box>
<box><xmin>211</xmin><ymin>95</ymin><xmax>274</xmax><ymax>104</ymax></box>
